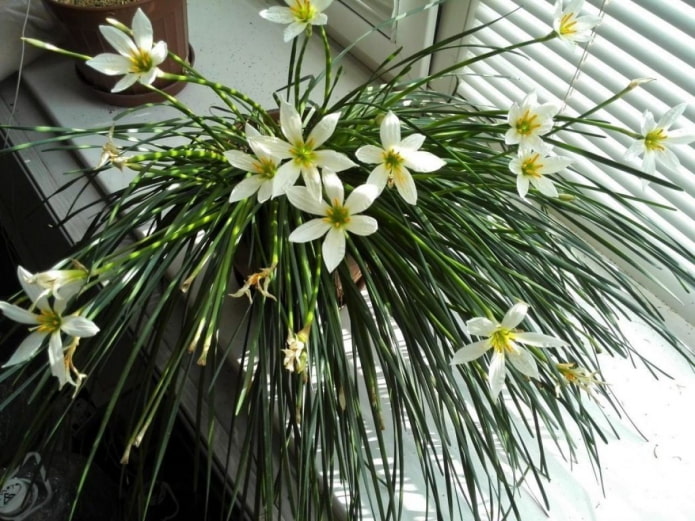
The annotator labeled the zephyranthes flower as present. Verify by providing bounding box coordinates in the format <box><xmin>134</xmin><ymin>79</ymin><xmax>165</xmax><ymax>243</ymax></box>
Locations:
<box><xmin>451</xmin><ymin>302</ymin><xmax>567</xmax><ymax>399</ymax></box>
<box><xmin>625</xmin><ymin>103</ymin><xmax>695</xmax><ymax>174</ymax></box>
<box><xmin>0</xmin><ymin>269</ymin><xmax>99</xmax><ymax>389</ymax></box>
<box><xmin>253</xmin><ymin>100</ymin><xmax>357</xmax><ymax>200</ymax></box>
<box><xmin>230</xmin><ymin>263</ymin><xmax>278</xmax><ymax>303</ymax></box>
<box><xmin>283</xmin><ymin>328</ymin><xmax>309</xmax><ymax>374</ymax></box>
<box><xmin>85</xmin><ymin>8</ymin><xmax>167</xmax><ymax>93</ymax></box>
<box><xmin>509</xmin><ymin>147</ymin><xmax>572</xmax><ymax>198</ymax></box>
<box><xmin>356</xmin><ymin>111</ymin><xmax>446</xmax><ymax>205</ymax></box>
<box><xmin>225</xmin><ymin>124</ymin><xmax>284</xmax><ymax>203</ymax></box>
<box><xmin>287</xmin><ymin>171</ymin><xmax>378</xmax><ymax>272</ymax></box>
<box><xmin>17</xmin><ymin>264</ymin><xmax>88</xmax><ymax>302</ymax></box>
<box><xmin>553</xmin><ymin>0</ymin><xmax>601</xmax><ymax>45</ymax></box>
<box><xmin>259</xmin><ymin>0</ymin><xmax>333</xmax><ymax>42</ymax></box>
<box><xmin>555</xmin><ymin>362</ymin><xmax>604</xmax><ymax>397</ymax></box>
<box><xmin>505</xmin><ymin>92</ymin><xmax>560</xmax><ymax>151</ymax></box>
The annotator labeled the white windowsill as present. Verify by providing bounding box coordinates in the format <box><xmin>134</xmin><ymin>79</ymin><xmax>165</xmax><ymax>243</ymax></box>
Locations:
<box><xmin>2</xmin><ymin>0</ymin><xmax>695</xmax><ymax>519</ymax></box>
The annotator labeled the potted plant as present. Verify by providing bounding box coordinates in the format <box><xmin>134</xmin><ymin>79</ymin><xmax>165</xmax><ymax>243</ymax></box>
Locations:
<box><xmin>1</xmin><ymin>0</ymin><xmax>694</xmax><ymax>519</ymax></box>
<box><xmin>41</xmin><ymin>0</ymin><xmax>190</xmax><ymax>104</ymax></box>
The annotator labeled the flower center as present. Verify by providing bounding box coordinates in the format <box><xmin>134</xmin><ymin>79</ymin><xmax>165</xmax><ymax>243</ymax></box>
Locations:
<box><xmin>644</xmin><ymin>128</ymin><xmax>667</xmax><ymax>152</ymax></box>
<box><xmin>291</xmin><ymin>143</ymin><xmax>316</xmax><ymax>167</ymax></box>
<box><xmin>291</xmin><ymin>0</ymin><xmax>318</xmax><ymax>23</ymax></box>
<box><xmin>383</xmin><ymin>149</ymin><xmax>404</xmax><ymax>173</ymax></box>
<box><xmin>515</xmin><ymin>110</ymin><xmax>541</xmax><ymax>136</ymax></box>
<box><xmin>558</xmin><ymin>13</ymin><xmax>578</xmax><ymax>36</ymax></box>
<box><xmin>253</xmin><ymin>157</ymin><xmax>278</xmax><ymax>179</ymax></box>
<box><xmin>489</xmin><ymin>327</ymin><xmax>515</xmax><ymax>354</ymax></box>
<box><xmin>521</xmin><ymin>153</ymin><xmax>543</xmax><ymax>178</ymax></box>
<box><xmin>129</xmin><ymin>49</ymin><xmax>155</xmax><ymax>74</ymax></box>
<box><xmin>36</xmin><ymin>309</ymin><xmax>62</xmax><ymax>334</ymax></box>
<box><xmin>324</xmin><ymin>202</ymin><xmax>351</xmax><ymax>228</ymax></box>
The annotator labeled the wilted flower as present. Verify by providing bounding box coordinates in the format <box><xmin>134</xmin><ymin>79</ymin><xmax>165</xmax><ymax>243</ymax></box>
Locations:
<box><xmin>451</xmin><ymin>302</ymin><xmax>567</xmax><ymax>399</ymax></box>
<box><xmin>625</xmin><ymin>103</ymin><xmax>695</xmax><ymax>174</ymax></box>
<box><xmin>287</xmin><ymin>171</ymin><xmax>378</xmax><ymax>272</ymax></box>
<box><xmin>0</xmin><ymin>270</ymin><xmax>99</xmax><ymax>389</ymax></box>
<box><xmin>283</xmin><ymin>328</ymin><xmax>309</xmax><ymax>373</ymax></box>
<box><xmin>553</xmin><ymin>0</ymin><xmax>601</xmax><ymax>45</ymax></box>
<box><xmin>85</xmin><ymin>8</ymin><xmax>167</xmax><ymax>93</ymax></box>
<box><xmin>509</xmin><ymin>147</ymin><xmax>572</xmax><ymax>198</ymax></box>
<box><xmin>260</xmin><ymin>0</ymin><xmax>333</xmax><ymax>42</ymax></box>
<box><xmin>505</xmin><ymin>92</ymin><xmax>560</xmax><ymax>151</ymax></box>
<box><xmin>555</xmin><ymin>362</ymin><xmax>605</xmax><ymax>397</ymax></box>
<box><xmin>17</xmin><ymin>264</ymin><xmax>88</xmax><ymax>303</ymax></box>
<box><xmin>253</xmin><ymin>100</ymin><xmax>356</xmax><ymax>200</ymax></box>
<box><xmin>355</xmin><ymin>111</ymin><xmax>446</xmax><ymax>205</ymax></box>
<box><xmin>230</xmin><ymin>263</ymin><xmax>278</xmax><ymax>303</ymax></box>
<box><xmin>225</xmin><ymin>124</ymin><xmax>284</xmax><ymax>203</ymax></box>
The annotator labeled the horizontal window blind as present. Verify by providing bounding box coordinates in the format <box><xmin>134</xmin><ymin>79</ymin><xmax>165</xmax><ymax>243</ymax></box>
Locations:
<box><xmin>455</xmin><ymin>0</ymin><xmax>695</xmax><ymax>297</ymax></box>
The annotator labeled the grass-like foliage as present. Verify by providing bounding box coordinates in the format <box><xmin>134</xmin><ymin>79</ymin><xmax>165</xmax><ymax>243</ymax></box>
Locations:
<box><xmin>1</xmin><ymin>1</ymin><xmax>693</xmax><ymax>520</ymax></box>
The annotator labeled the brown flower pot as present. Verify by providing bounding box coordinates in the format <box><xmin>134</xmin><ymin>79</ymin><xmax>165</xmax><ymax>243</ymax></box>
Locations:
<box><xmin>41</xmin><ymin>0</ymin><xmax>191</xmax><ymax>106</ymax></box>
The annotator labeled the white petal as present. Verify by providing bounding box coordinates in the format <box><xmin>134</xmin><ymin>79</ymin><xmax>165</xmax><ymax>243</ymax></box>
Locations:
<box><xmin>61</xmin><ymin>315</ymin><xmax>100</xmax><ymax>338</ymax></box>
<box><xmin>642</xmin><ymin>152</ymin><xmax>657</xmax><ymax>174</ymax></box>
<box><xmin>533</xmin><ymin>176</ymin><xmax>559</xmax><ymax>198</ymax></box>
<box><xmin>224</xmin><ymin>150</ymin><xmax>257</xmax><ymax>172</ymax></box>
<box><xmin>658</xmin><ymin>149</ymin><xmax>682</xmax><ymax>171</ymax></box>
<box><xmin>402</xmin><ymin>150</ymin><xmax>446</xmax><ymax>173</ymax></box>
<box><xmin>466</xmin><ymin>317</ymin><xmax>497</xmax><ymax>336</ymax></box>
<box><xmin>345</xmin><ymin>183</ymin><xmax>379</xmax><ymax>214</ymax></box>
<box><xmin>345</xmin><ymin>215</ymin><xmax>378</xmax><ymax>236</ymax></box>
<box><xmin>17</xmin><ymin>266</ymin><xmax>44</xmax><ymax>305</ymax></box>
<box><xmin>658</xmin><ymin>103</ymin><xmax>687</xmax><ymax>129</ymax></box>
<box><xmin>0</xmin><ymin>302</ymin><xmax>39</xmax><ymax>325</ymax></box>
<box><xmin>280</xmin><ymin>100</ymin><xmax>305</xmax><ymax>145</ymax></box>
<box><xmin>1</xmin><ymin>331</ymin><xmax>45</xmax><ymax>367</ymax></box>
<box><xmin>257</xmin><ymin>180</ymin><xmax>274</xmax><ymax>203</ymax></box>
<box><xmin>99</xmin><ymin>25</ymin><xmax>138</xmax><ymax>57</ymax></box>
<box><xmin>507</xmin><ymin>348</ymin><xmax>539</xmax><ymax>379</ymax></box>
<box><xmin>501</xmin><ymin>302</ymin><xmax>529</xmax><ymax>329</ymax></box>
<box><xmin>540</xmin><ymin>155</ymin><xmax>573</xmax><ymax>174</ymax></box>
<box><xmin>355</xmin><ymin>145</ymin><xmax>384</xmax><ymax>165</ymax></box>
<box><xmin>393</xmin><ymin>167</ymin><xmax>418</xmax><ymax>204</ymax></box>
<box><xmin>284</xmin><ymin>22</ymin><xmax>308</xmax><ymax>42</ymax></box>
<box><xmin>229</xmin><ymin>176</ymin><xmax>264</xmax><ymax>202</ymax></box>
<box><xmin>488</xmin><ymin>351</ymin><xmax>507</xmax><ymax>399</ymax></box>
<box><xmin>111</xmin><ymin>74</ymin><xmax>139</xmax><ymax>93</ymax></box>
<box><xmin>131</xmin><ymin>8</ymin><xmax>154</xmax><ymax>51</ymax></box>
<box><xmin>380</xmin><ymin>112</ymin><xmax>401</xmax><ymax>149</ymax></box>
<box><xmin>150</xmin><ymin>41</ymin><xmax>168</xmax><ymax>66</ymax></box>
<box><xmin>48</xmin><ymin>331</ymin><xmax>69</xmax><ymax>389</ymax></box>
<box><xmin>313</xmin><ymin>0</ymin><xmax>334</xmax><ymax>10</ymax></box>
<box><xmin>85</xmin><ymin>53</ymin><xmax>132</xmax><ymax>76</ymax></box>
<box><xmin>301</xmin><ymin>166</ymin><xmax>323</xmax><ymax>201</ymax></box>
<box><xmin>259</xmin><ymin>6</ymin><xmax>295</xmax><ymax>24</ymax></box>
<box><xmin>309</xmin><ymin>112</ymin><xmax>340</xmax><ymax>148</ymax></box>
<box><xmin>314</xmin><ymin>150</ymin><xmax>357</xmax><ymax>172</ymax></box>
<box><xmin>515</xmin><ymin>332</ymin><xmax>567</xmax><ymax>347</ymax></box>
<box><xmin>273</xmin><ymin>162</ymin><xmax>302</xmax><ymax>195</ymax></box>
<box><xmin>366</xmin><ymin>164</ymin><xmax>390</xmax><ymax>192</ymax></box>
<box><xmin>286</xmin><ymin>186</ymin><xmax>329</xmax><ymax>215</ymax></box>
<box><xmin>450</xmin><ymin>340</ymin><xmax>490</xmax><ymax>364</ymax></box>
<box><xmin>400</xmin><ymin>133</ymin><xmax>426</xmax><ymax>151</ymax></box>
<box><xmin>322</xmin><ymin>170</ymin><xmax>344</xmax><ymax>204</ymax></box>
<box><xmin>322</xmin><ymin>228</ymin><xmax>346</xmax><ymax>272</ymax></box>
<box><xmin>252</xmin><ymin>136</ymin><xmax>292</xmax><ymax>160</ymax></box>
<box><xmin>289</xmin><ymin>219</ymin><xmax>331</xmax><ymax>243</ymax></box>
<box><xmin>517</xmin><ymin>175</ymin><xmax>530</xmax><ymax>198</ymax></box>
<box><xmin>138</xmin><ymin>67</ymin><xmax>159</xmax><ymax>87</ymax></box>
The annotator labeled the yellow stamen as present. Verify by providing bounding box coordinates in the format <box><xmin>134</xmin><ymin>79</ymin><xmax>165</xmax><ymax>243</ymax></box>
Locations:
<box><xmin>291</xmin><ymin>0</ymin><xmax>318</xmax><ymax>23</ymax></box>
<box><xmin>521</xmin><ymin>153</ymin><xmax>543</xmax><ymax>178</ymax></box>
<box><xmin>644</xmin><ymin>128</ymin><xmax>667</xmax><ymax>152</ymax></box>
<box><xmin>515</xmin><ymin>110</ymin><xmax>541</xmax><ymax>136</ymax></box>
<box><xmin>35</xmin><ymin>309</ymin><xmax>61</xmax><ymax>334</ymax></box>
<box><xmin>324</xmin><ymin>201</ymin><xmax>351</xmax><ymax>228</ymax></box>
<box><xmin>559</xmin><ymin>13</ymin><xmax>578</xmax><ymax>35</ymax></box>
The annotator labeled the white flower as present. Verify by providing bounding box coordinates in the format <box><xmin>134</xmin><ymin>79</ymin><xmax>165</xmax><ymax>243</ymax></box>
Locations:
<box><xmin>252</xmin><ymin>100</ymin><xmax>357</xmax><ymax>200</ymax></box>
<box><xmin>355</xmin><ymin>111</ymin><xmax>446</xmax><ymax>205</ymax></box>
<box><xmin>17</xmin><ymin>264</ymin><xmax>88</xmax><ymax>304</ymax></box>
<box><xmin>260</xmin><ymin>0</ymin><xmax>333</xmax><ymax>42</ymax></box>
<box><xmin>287</xmin><ymin>171</ymin><xmax>378</xmax><ymax>272</ymax></box>
<box><xmin>451</xmin><ymin>302</ymin><xmax>567</xmax><ymax>399</ymax></box>
<box><xmin>85</xmin><ymin>8</ymin><xmax>168</xmax><ymax>93</ymax></box>
<box><xmin>505</xmin><ymin>92</ymin><xmax>560</xmax><ymax>151</ymax></box>
<box><xmin>553</xmin><ymin>0</ymin><xmax>601</xmax><ymax>45</ymax></box>
<box><xmin>0</xmin><ymin>271</ymin><xmax>99</xmax><ymax>389</ymax></box>
<box><xmin>225</xmin><ymin>124</ymin><xmax>284</xmax><ymax>203</ymax></box>
<box><xmin>625</xmin><ymin>103</ymin><xmax>695</xmax><ymax>174</ymax></box>
<box><xmin>509</xmin><ymin>147</ymin><xmax>572</xmax><ymax>198</ymax></box>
